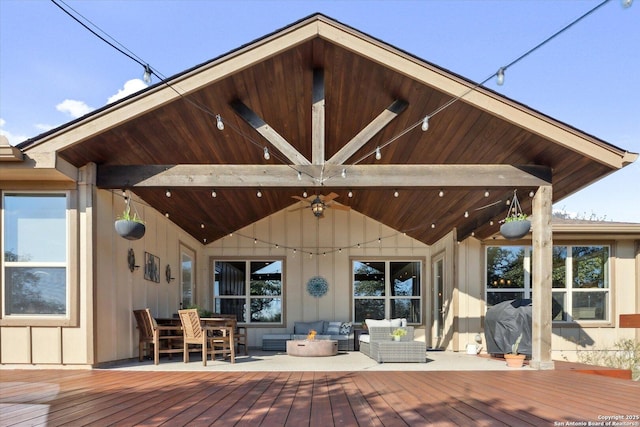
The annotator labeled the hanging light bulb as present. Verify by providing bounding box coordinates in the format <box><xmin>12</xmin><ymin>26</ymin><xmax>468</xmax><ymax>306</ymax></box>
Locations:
<box><xmin>211</xmin><ymin>190</ymin><xmax>217</xmax><ymax>198</ymax></box>
<box><xmin>165</xmin><ymin>212</ymin><xmax>170</xmax><ymax>218</ymax></box>
<box><xmin>484</xmin><ymin>190</ymin><xmax>490</xmax><ymax>198</ymax></box>
<box><xmin>165</xmin><ymin>189</ymin><xmax>171</xmax><ymax>198</ymax></box>
<box><xmin>375</xmin><ymin>146</ymin><xmax>382</xmax><ymax>160</ymax></box>
<box><xmin>201</xmin><ymin>223</ymin><xmax>205</xmax><ymax>229</ymax></box>
<box><xmin>421</xmin><ymin>115</ymin><xmax>430</xmax><ymax>132</ymax></box>
<box><xmin>142</xmin><ymin>64</ymin><xmax>152</xmax><ymax>84</ymax></box>
<box><xmin>341</xmin><ymin>168</ymin><xmax>346</xmax><ymax>178</ymax></box>
<box><xmin>263</xmin><ymin>147</ymin><xmax>270</xmax><ymax>160</ymax></box>
<box><xmin>439</xmin><ymin>190</ymin><xmax>444</xmax><ymax>197</ymax></box>
<box><xmin>393</xmin><ymin>190</ymin><xmax>399</xmax><ymax>198</ymax></box>
<box><xmin>257</xmin><ymin>190</ymin><xmax>262</xmax><ymax>198</ymax></box>
<box><xmin>464</xmin><ymin>211</ymin><xmax>469</xmax><ymax>218</ymax></box>
<box><xmin>431</xmin><ymin>223</ymin><xmax>436</xmax><ymax>229</ymax></box>
<box><xmin>216</xmin><ymin>114</ymin><xmax>224</xmax><ymax>131</ymax></box>
<box><xmin>496</xmin><ymin>67</ymin><xmax>505</xmax><ymax>86</ymax></box>
<box><xmin>348</xmin><ymin>190</ymin><xmax>353</xmax><ymax>198</ymax></box>
<box><xmin>303</xmin><ymin>190</ymin><xmax>308</xmax><ymax>198</ymax></box>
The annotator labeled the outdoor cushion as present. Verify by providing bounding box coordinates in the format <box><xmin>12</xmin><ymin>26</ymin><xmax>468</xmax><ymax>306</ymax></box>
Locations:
<box><xmin>365</xmin><ymin>318</ymin><xmax>407</xmax><ymax>329</ymax></box>
<box><xmin>325</xmin><ymin>321</ymin><xmax>342</xmax><ymax>335</ymax></box>
<box><xmin>294</xmin><ymin>320</ymin><xmax>325</xmax><ymax>335</ymax></box>
<box><xmin>339</xmin><ymin>322</ymin><xmax>352</xmax><ymax>335</ymax></box>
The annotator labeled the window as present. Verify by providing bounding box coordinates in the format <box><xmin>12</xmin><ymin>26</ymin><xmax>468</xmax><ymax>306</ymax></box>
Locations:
<box><xmin>180</xmin><ymin>245</ymin><xmax>195</xmax><ymax>309</ymax></box>
<box><xmin>3</xmin><ymin>193</ymin><xmax>68</xmax><ymax>316</ymax></box>
<box><xmin>485</xmin><ymin>245</ymin><xmax>610</xmax><ymax>322</ymax></box>
<box><xmin>352</xmin><ymin>260</ymin><xmax>421</xmax><ymax>324</ymax></box>
<box><xmin>213</xmin><ymin>259</ymin><xmax>283</xmax><ymax>324</ymax></box>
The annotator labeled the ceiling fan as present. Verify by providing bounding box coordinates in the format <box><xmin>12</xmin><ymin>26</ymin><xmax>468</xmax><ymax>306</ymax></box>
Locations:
<box><xmin>290</xmin><ymin>192</ymin><xmax>351</xmax><ymax>218</ymax></box>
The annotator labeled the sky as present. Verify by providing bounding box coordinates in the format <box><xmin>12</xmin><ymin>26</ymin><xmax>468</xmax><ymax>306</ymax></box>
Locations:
<box><xmin>1</xmin><ymin>0</ymin><xmax>639</xmax><ymax>222</ymax></box>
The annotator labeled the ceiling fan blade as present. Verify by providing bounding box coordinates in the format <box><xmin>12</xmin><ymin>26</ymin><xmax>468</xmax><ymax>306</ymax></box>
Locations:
<box><xmin>322</xmin><ymin>192</ymin><xmax>339</xmax><ymax>202</ymax></box>
<box><xmin>329</xmin><ymin>204</ymin><xmax>351</xmax><ymax>211</ymax></box>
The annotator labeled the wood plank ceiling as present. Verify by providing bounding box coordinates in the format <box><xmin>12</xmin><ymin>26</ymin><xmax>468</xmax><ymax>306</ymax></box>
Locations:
<box><xmin>54</xmin><ymin>15</ymin><xmax>628</xmax><ymax>246</ymax></box>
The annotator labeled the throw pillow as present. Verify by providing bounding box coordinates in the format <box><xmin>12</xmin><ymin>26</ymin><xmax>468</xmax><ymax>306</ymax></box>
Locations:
<box><xmin>339</xmin><ymin>322</ymin><xmax>352</xmax><ymax>335</ymax></box>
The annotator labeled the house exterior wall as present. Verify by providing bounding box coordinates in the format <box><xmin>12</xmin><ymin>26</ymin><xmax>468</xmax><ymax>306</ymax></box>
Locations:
<box><xmin>205</xmin><ymin>205</ymin><xmax>430</xmax><ymax>350</ymax></box>
<box><xmin>456</xmin><ymin>236</ymin><xmax>640</xmax><ymax>363</ymax></box>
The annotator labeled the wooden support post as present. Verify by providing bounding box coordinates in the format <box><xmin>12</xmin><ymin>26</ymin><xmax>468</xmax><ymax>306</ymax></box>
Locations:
<box><xmin>530</xmin><ymin>185</ymin><xmax>555</xmax><ymax>370</ymax></box>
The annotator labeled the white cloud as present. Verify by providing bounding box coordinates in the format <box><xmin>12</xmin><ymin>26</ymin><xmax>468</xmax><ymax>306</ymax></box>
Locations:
<box><xmin>107</xmin><ymin>79</ymin><xmax>148</xmax><ymax>104</ymax></box>
<box><xmin>56</xmin><ymin>99</ymin><xmax>93</xmax><ymax>119</ymax></box>
<box><xmin>0</xmin><ymin>118</ymin><xmax>29</xmax><ymax>145</ymax></box>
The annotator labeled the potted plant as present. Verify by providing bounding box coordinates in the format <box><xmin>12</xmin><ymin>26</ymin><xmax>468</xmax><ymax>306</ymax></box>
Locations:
<box><xmin>390</xmin><ymin>327</ymin><xmax>407</xmax><ymax>341</ymax></box>
<box><xmin>500</xmin><ymin>190</ymin><xmax>531</xmax><ymax>240</ymax></box>
<box><xmin>504</xmin><ymin>333</ymin><xmax>526</xmax><ymax>367</ymax></box>
<box><xmin>115</xmin><ymin>202</ymin><xmax>146</xmax><ymax>240</ymax></box>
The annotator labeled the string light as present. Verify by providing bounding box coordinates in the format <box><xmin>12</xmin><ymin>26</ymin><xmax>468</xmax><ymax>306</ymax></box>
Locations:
<box><xmin>348</xmin><ymin>190</ymin><xmax>353</xmax><ymax>198</ymax></box>
<box><xmin>496</xmin><ymin>67</ymin><xmax>505</xmax><ymax>86</ymax></box>
<box><xmin>375</xmin><ymin>147</ymin><xmax>382</xmax><ymax>160</ymax></box>
<box><xmin>263</xmin><ymin>147</ymin><xmax>270</xmax><ymax>160</ymax></box>
<box><xmin>211</xmin><ymin>190</ymin><xmax>217</xmax><ymax>198</ymax></box>
<box><xmin>464</xmin><ymin>211</ymin><xmax>469</xmax><ymax>218</ymax></box>
<box><xmin>143</xmin><ymin>64</ymin><xmax>152</xmax><ymax>84</ymax></box>
<box><xmin>257</xmin><ymin>190</ymin><xmax>262</xmax><ymax>198</ymax></box>
<box><xmin>216</xmin><ymin>114</ymin><xmax>224</xmax><ymax>131</ymax></box>
<box><xmin>165</xmin><ymin>189</ymin><xmax>171</xmax><ymax>198</ymax></box>
<box><xmin>421</xmin><ymin>116</ymin><xmax>430</xmax><ymax>132</ymax></box>
<box><xmin>303</xmin><ymin>190</ymin><xmax>308</xmax><ymax>198</ymax></box>
<box><xmin>393</xmin><ymin>190</ymin><xmax>399</xmax><ymax>198</ymax></box>
<box><xmin>201</xmin><ymin>223</ymin><xmax>205</xmax><ymax>228</ymax></box>
<box><xmin>484</xmin><ymin>190</ymin><xmax>490</xmax><ymax>197</ymax></box>
<box><xmin>439</xmin><ymin>190</ymin><xmax>444</xmax><ymax>197</ymax></box>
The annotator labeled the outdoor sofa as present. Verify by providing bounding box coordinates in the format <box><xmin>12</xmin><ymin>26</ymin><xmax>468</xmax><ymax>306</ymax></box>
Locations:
<box><xmin>359</xmin><ymin>318</ymin><xmax>427</xmax><ymax>363</ymax></box>
<box><xmin>262</xmin><ymin>320</ymin><xmax>354</xmax><ymax>352</ymax></box>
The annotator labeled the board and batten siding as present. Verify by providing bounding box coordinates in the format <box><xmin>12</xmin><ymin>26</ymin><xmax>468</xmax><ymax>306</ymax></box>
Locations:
<box><xmin>206</xmin><ymin>204</ymin><xmax>430</xmax><ymax>350</ymax></box>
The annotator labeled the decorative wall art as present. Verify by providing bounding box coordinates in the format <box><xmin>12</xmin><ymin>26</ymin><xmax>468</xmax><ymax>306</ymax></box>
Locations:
<box><xmin>307</xmin><ymin>276</ymin><xmax>329</xmax><ymax>297</ymax></box>
<box><xmin>144</xmin><ymin>252</ymin><xmax>160</xmax><ymax>283</ymax></box>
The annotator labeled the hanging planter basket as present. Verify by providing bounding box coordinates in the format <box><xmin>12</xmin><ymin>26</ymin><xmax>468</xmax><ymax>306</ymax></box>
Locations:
<box><xmin>115</xmin><ymin>220</ymin><xmax>146</xmax><ymax>240</ymax></box>
<box><xmin>115</xmin><ymin>194</ymin><xmax>146</xmax><ymax>240</ymax></box>
<box><xmin>499</xmin><ymin>190</ymin><xmax>531</xmax><ymax>240</ymax></box>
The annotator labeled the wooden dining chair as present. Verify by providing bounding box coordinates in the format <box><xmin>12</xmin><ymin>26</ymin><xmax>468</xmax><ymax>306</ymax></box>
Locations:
<box><xmin>133</xmin><ymin>308</ymin><xmax>183</xmax><ymax>365</ymax></box>
<box><xmin>178</xmin><ymin>309</ymin><xmax>235</xmax><ymax>366</ymax></box>
<box><xmin>211</xmin><ymin>313</ymin><xmax>248</xmax><ymax>355</ymax></box>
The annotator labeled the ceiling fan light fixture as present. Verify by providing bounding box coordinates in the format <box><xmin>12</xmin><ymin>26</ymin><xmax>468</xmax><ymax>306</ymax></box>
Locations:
<box><xmin>311</xmin><ymin>196</ymin><xmax>325</xmax><ymax>217</ymax></box>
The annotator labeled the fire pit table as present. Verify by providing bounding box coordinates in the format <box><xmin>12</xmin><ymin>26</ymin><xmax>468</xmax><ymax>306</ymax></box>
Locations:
<box><xmin>286</xmin><ymin>339</ymin><xmax>338</xmax><ymax>357</ymax></box>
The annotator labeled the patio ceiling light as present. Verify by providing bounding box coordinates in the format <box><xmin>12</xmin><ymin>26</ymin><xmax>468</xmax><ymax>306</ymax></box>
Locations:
<box><xmin>311</xmin><ymin>197</ymin><xmax>325</xmax><ymax>218</ymax></box>
<box><xmin>216</xmin><ymin>114</ymin><xmax>224</xmax><ymax>131</ymax></box>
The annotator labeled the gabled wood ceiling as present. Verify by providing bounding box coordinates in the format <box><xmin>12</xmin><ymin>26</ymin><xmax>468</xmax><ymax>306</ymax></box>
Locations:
<box><xmin>52</xmin><ymin>14</ymin><xmax>632</xmax><ymax>246</ymax></box>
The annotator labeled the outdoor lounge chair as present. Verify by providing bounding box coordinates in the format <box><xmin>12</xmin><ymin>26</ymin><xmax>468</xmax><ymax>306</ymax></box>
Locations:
<box><xmin>178</xmin><ymin>309</ymin><xmax>235</xmax><ymax>366</ymax></box>
<box><xmin>133</xmin><ymin>308</ymin><xmax>183</xmax><ymax>365</ymax></box>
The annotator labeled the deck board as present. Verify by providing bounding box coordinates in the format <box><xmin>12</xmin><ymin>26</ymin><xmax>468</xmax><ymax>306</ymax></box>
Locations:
<box><xmin>1</xmin><ymin>369</ymin><xmax>638</xmax><ymax>426</ymax></box>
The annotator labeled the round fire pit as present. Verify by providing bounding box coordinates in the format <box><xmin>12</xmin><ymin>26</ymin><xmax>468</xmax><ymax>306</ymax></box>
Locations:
<box><xmin>286</xmin><ymin>339</ymin><xmax>338</xmax><ymax>357</ymax></box>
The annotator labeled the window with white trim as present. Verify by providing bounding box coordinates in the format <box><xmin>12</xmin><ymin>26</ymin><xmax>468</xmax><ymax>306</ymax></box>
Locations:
<box><xmin>485</xmin><ymin>245</ymin><xmax>610</xmax><ymax>321</ymax></box>
<box><xmin>213</xmin><ymin>259</ymin><xmax>283</xmax><ymax>324</ymax></box>
<box><xmin>352</xmin><ymin>260</ymin><xmax>422</xmax><ymax>324</ymax></box>
<box><xmin>3</xmin><ymin>193</ymin><xmax>68</xmax><ymax>316</ymax></box>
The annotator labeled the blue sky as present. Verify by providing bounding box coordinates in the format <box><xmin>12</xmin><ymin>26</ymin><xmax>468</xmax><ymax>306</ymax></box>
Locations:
<box><xmin>1</xmin><ymin>0</ymin><xmax>638</xmax><ymax>222</ymax></box>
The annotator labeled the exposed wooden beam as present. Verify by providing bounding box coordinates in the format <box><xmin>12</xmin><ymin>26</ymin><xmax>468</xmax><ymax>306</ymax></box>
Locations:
<box><xmin>96</xmin><ymin>164</ymin><xmax>551</xmax><ymax>188</ymax></box>
<box><xmin>231</xmin><ymin>100</ymin><xmax>311</xmax><ymax>166</ymax></box>
<box><xmin>326</xmin><ymin>99</ymin><xmax>408</xmax><ymax>165</ymax></box>
<box><xmin>312</xmin><ymin>68</ymin><xmax>325</xmax><ymax>165</ymax></box>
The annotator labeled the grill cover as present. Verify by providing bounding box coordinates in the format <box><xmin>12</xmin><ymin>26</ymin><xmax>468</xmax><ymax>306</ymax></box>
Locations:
<box><xmin>485</xmin><ymin>299</ymin><xmax>532</xmax><ymax>356</ymax></box>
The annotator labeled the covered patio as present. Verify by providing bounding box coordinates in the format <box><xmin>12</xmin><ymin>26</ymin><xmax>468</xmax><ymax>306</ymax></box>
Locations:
<box><xmin>1</xmin><ymin>13</ymin><xmax>638</xmax><ymax>370</ymax></box>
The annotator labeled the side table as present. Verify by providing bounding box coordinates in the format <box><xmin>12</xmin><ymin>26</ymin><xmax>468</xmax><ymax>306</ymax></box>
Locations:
<box><xmin>354</xmin><ymin>328</ymin><xmax>368</xmax><ymax>351</ymax></box>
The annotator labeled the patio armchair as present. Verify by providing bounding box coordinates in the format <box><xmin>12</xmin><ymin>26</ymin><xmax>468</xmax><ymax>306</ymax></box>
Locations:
<box><xmin>133</xmin><ymin>308</ymin><xmax>183</xmax><ymax>365</ymax></box>
<box><xmin>178</xmin><ymin>309</ymin><xmax>235</xmax><ymax>366</ymax></box>
<box><xmin>209</xmin><ymin>313</ymin><xmax>248</xmax><ymax>355</ymax></box>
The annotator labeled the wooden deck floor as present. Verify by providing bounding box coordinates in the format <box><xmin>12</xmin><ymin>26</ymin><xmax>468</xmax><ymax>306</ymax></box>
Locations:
<box><xmin>1</xmin><ymin>368</ymin><xmax>639</xmax><ymax>426</ymax></box>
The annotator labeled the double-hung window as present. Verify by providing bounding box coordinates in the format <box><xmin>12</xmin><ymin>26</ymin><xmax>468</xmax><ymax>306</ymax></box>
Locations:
<box><xmin>213</xmin><ymin>259</ymin><xmax>283</xmax><ymax>325</ymax></box>
<box><xmin>485</xmin><ymin>244</ymin><xmax>610</xmax><ymax>322</ymax></box>
<box><xmin>2</xmin><ymin>193</ymin><xmax>68</xmax><ymax>318</ymax></box>
<box><xmin>352</xmin><ymin>260</ymin><xmax>422</xmax><ymax>324</ymax></box>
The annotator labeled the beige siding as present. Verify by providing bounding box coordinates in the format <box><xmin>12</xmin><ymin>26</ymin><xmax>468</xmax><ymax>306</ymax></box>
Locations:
<box><xmin>206</xmin><ymin>206</ymin><xmax>429</xmax><ymax>350</ymax></box>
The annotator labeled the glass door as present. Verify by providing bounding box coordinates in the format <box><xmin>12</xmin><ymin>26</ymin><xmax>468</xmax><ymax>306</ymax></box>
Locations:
<box><xmin>180</xmin><ymin>245</ymin><xmax>195</xmax><ymax>309</ymax></box>
<box><xmin>432</xmin><ymin>255</ymin><xmax>445</xmax><ymax>346</ymax></box>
